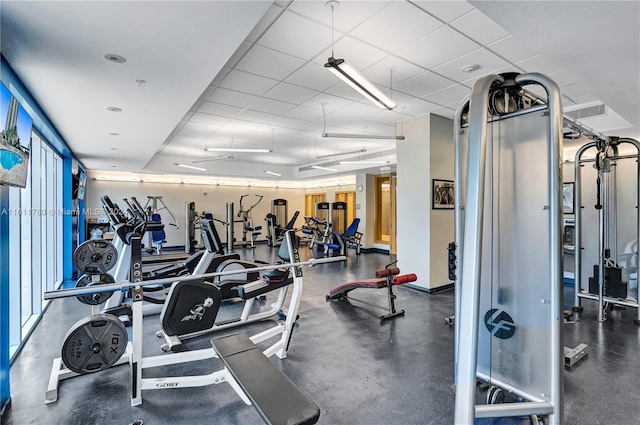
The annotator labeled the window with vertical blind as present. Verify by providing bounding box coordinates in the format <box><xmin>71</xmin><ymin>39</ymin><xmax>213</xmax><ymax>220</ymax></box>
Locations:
<box><xmin>8</xmin><ymin>132</ymin><xmax>63</xmax><ymax>358</ymax></box>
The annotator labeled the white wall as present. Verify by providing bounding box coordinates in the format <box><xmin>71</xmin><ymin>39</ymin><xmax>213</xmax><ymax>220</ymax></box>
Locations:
<box><xmin>85</xmin><ymin>175</ymin><xmax>306</xmax><ymax>247</ymax></box>
<box><xmin>397</xmin><ymin>114</ymin><xmax>432</xmax><ymax>290</ymax></box>
<box><xmin>396</xmin><ymin>113</ymin><xmax>455</xmax><ymax>291</ymax></box>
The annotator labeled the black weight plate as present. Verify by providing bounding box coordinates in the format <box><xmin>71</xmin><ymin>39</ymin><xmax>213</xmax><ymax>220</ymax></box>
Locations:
<box><xmin>73</xmin><ymin>239</ymin><xmax>118</xmax><ymax>275</ymax></box>
<box><xmin>75</xmin><ymin>274</ymin><xmax>115</xmax><ymax>305</ymax></box>
<box><xmin>62</xmin><ymin>314</ymin><xmax>128</xmax><ymax>374</ymax></box>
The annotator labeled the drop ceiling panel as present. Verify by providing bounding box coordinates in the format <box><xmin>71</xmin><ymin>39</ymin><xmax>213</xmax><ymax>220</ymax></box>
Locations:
<box><xmin>361</xmin><ymin>55</ymin><xmax>427</xmax><ymax>87</ymax></box>
<box><xmin>349</xmin><ymin>2</ymin><xmax>444</xmax><ymax>52</ymax></box>
<box><xmin>265</xmin><ymin>82</ymin><xmax>319</xmax><ymax>104</ymax></box>
<box><xmin>432</xmin><ymin>48</ymin><xmax>509</xmax><ymax>83</ymax></box>
<box><xmin>245</xmin><ymin>4</ymin><xmax>286</xmax><ymax>43</ymax></box>
<box><xmin>287</xmin><ymin>1</ymin><xmax>387</xmax><ymax>33</ymax></box>
<box><xmin>218</xmin><ymin>69</ymin><xmax>279</xmax><ymax>96</ymax></box>
<box><xmin>305</xmin><ymin>93</ymin><xmax>353</xmax><ymax>113</ymax></box>
<box><xmin>516</xmin><ymin>55</ymin><xmax>562</xmax><ymax>76</ymax></box>
<box><xmin>207</xmin><ymin>87</ymin><xmax>260</xmax><ymax>109</ymax></box>
<box><xmin>177</xmin><ymin>122</ymin><xmax>217</xmax><ymax>138</ymax></box>
<box><xmin>450</xmin><ymin>9</ymin><xmax>510</xmax><ymax>46</ymax></box>
<box><xmin>411</xmin><ymin>1</ymin><xmax>475</xmax><ymax>24</ymax></box>
<box><xmin>285</xmin><ymin>61</ymin><xmax>341</xmax><ymax>92</ymax></box>
<box><xmin>325</xmin><ymin>82</ymin><xmax>377</xmax><ymax>103</ymax></box>
<box><xmin>422</xmin><ymin>84</ymin><xmax>470</xmax><ymax>106</ymax></box>
<box><xmin>235</xmin><ymin>44</ymin><xmax>305</xmax><ymax>80</ymax></box>
<box><xmin>223</xmin><ymin>41</ymin><xmax>254</xmax><ymax>68</ymax></box>
<box><xmin>257</xmin><ymin>10</ymin><xmax>332</xmax><ymax>60</ymax></box>
<box><xmin>284</xmin><ymin>105</ymin><xmax>324</xmax><ymax>121</ymax></box>
<box><xmin>398</xmin><ymin>97</ymin><xmax>441</xmax><ymax>117</ymax></box>
<box><xmin>235</xmin><ymin>109</ymin><xmax>280</xmax><ymax>124</ymax></box>
<box><xmin>248</xmin><ymin>97</ymin><xmax>297</xmax><ymax>115</ymax></box>
<box><xmin>394</xmin><ymin>70</ymin><xmax>455</xmax><ymax>98</ymax></box>
<box><xmin>487</xmin><ymin>35</ymin><xmax>537</xmax><ymax>64</ymax></box>
<box><xmin>396</xmin><ymin>26</ymin><xmax>480</xmax><ymax>70</ymax></box>
<box><xmin>269</xmin><ymin>115</ymin><xmax>311</xmax><ymax>130</ymax></box>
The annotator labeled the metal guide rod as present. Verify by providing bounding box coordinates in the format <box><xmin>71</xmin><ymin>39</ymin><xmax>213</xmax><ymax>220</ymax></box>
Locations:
<box><xmin>44</xmin><ymin>256</ymin><xmax>346</xmax><ymax>300</ymax></box>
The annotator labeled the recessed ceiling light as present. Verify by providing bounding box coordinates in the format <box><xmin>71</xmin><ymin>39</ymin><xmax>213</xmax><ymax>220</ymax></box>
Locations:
<box><xmin>461</xmin><ymin>64</ymin><xmax>481</xmax><ymax>73</ymax></box>
<box><xmin>104</xmin><ymin>53</ymin><xmax>126</xmax><ymax>64</ymax></box>
<box><xmin>136</xmin><ymin>79</ymin><xmax>146</xmax><ymax>86</ymax></box>
<box><xmin>107</xmin><ymin>107</ymin><xmax>122</xmax><ymax>112</ymax></box>
<box><xmin>109</xmin><ymin>147</ymin><xmax>118</xmax><ymax>150</ymax></box>
<box><xmin>111</xmin><ymin>165</ymin><xmax>117</xmax><ymax>168</ymax></box>
<box><xmin>109</xmin><ymin>133</ymin><xmax>120</xmax><ymax>136</ymax></box>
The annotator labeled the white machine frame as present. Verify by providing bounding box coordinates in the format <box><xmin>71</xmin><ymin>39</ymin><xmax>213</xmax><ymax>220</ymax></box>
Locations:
<box><xmin>45</xmin><ymin>231</ymin><xmax>344</xmax><ymax>406</ymax></box>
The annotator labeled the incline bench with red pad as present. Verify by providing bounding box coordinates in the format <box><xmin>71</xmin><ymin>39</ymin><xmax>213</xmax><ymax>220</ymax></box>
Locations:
<box><xmin>326</xmin><ymin>265</ymin><xmax>417</xmax><ymax>320</ymax></box>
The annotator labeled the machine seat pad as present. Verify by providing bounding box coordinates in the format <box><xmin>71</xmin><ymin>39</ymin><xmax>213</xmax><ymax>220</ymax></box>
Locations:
<box><xmin>326</xmin><ymin>244</ymin><xmax>340</xmax><ymax>250</ymax></box>
<box><xmin>326</xmin><ymin>278</ymin><xmax>387</xmax><ymax>299</ymax></box>
<box><xmin>211</xmin><ymin>333</ymin><xmax>320</xmax><ymax>425</ymax></box>
<box><xmin>237</xmin><ymin>277</ymin><xmax>294</xmax><ymax>299</ymax></box>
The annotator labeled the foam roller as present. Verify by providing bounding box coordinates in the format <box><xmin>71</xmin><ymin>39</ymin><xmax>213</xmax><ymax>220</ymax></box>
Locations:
<box><xmin>392</xmin><ymin>274</ymin><xmax>417</xmax><ymax>285</ymax></box>
<box><xmin>375</xmin><ymin>267</ymin><xmax>401</xmax><ymax>278</ymax></box>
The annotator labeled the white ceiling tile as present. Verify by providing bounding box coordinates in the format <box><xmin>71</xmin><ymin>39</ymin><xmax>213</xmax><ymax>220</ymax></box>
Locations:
<box><xmin>396</xmin><ymin>26</ymin><xmax>480</xmax><ymax>69</ymax></box>
<box><xmin>285</xmin><ymin>61</ymin><xmax>340</xmax><ymax>92</ymax></box>
<box><xmin>288</xmin><ymin>1</ymin><xmax>387</xmax><ymax>33</ymax></box>
<box><xmin>397</xmin><ymin>97</ymin><xmax>441</xmax><ymax>118</ymax></box>
<box><xmin>487</xmin><ymin>36</ymin><xmax>537</xmax><ymax>64</ymax></box>
<box><xmin>269</xmin><ymin>115</ymin><xmax>309</xmax><ymax>130</ymax></box>
<box><xmin>189</xmin><ymin>112</ymin><xmax>231</xmax><ymax>127</ymax></box>
<box><xmin>394</xmin><ymin>70</ymin><xmax>455</xmax><ymax>97</ymax></box>
<box><xmin>516</xmin><ymin>55</ymin><xmax>561</xmax><ymax>75</ymax></box>
<box><xmin>562</xmin><ymin>96</ymin><xmax>577</xmax><ymax>106</ymax></box>
<box><xmin>312</xmin><ymin>36</ymin><xmax>389</xmax><ymax>70</ymax></box>
<box><xmin>236</xmin><ymin>44</ymin><xmax>305</xmax><ymax>80</ymax></box>
<box><xmin>197</xmin><ymin>101</ymin><xmax>243</xmax><ymax>118</ymax></box>
<box><xmin>570</xmin><ymin>94</ymin><xmax>601</xmax><ymax>105</ymax></box>
<box><xmin>257</xmin><ymin>10</ymin><xmax>332</xmax><ymax>60</ymax></box>
<box><xmin>450</xmin><ymin>9</ymin><xmax>510</xmax><ymax>46</ymax></box>
<box><xmin>219</xmin><ymin>69</ymin><xmax>279</xmax><ymax>96</ymax></box>
<box><xmin>235</xmin><ymin>109</ymin><xmax>280</xmax><ymax>124</ymax></box>
<box><xmin>264</xmin><ymin>82</ymin><xmax>319</xmax><ymax>105</ymax></box>
<box><xmin>284</xmin><ymin>105</ymin><xmax>324</xmax><ymax>121</ymax></box>
<box><xmin>304</xmin><ymin>93</ymin><xmax>353</xmax><ymax>114</ymax></box>
<box><xmin>207</xmin><ymin>87</ymin><xmax>260</xmax><ymax>109</ymax></box>
<box><xmin>364</xmin><ymin>109</ymin><xmax>405</xmax><ymax>126</ymax></box>
<box><xmin>325</xmin><ymin>81</ymin><xmax>379</xmax><ymax>103</ymax></box>
<box><xmin>546</xmin><ymin>71</ymin><xmax>579</xmax><ymax>88</ymax></box>
<box><xmin>248</xmin><ymin>97</ymin><xmax>297</xmax><ymax>115</ymax></box>
<box><xmin>561</xmin><ymin>83</ymin><xmax>595</xmax><ymax>100</ymax></box>
<box><xmin>422</xmin><ymin>84</ymin><xmax>470</xmax><ymax>106</ymax></box>
<box><xmin>223</xmin><ymin>119</ymin><xmax>262</xmax><ymax>131</ymax></box>
<box><xmin>245</xmin><ymin>4</ymin><xmax>286</xmax><ymax>43</ymax></box>
<box><xmin>336</xmin><ymin>102</ymin><xmax>383</xmax><ymax>118</ymax></box>
<box><xmin>361</xmin><ymin>55</ymin><xmax>427</xmax><ymax>87</ymax></box>
<box><xmin>350</xmin><ymin>2</ymin><xmax>444</xmax><ymax>52</ymax></box>
<box><xmin>411</xmin><ymin>1</ymin><xmax>475</xmax><ymax>23</ymax></box>
<box><xmin>431</xmin><ymin>48</ymin><xmax>509</xmax><ymax>83</ymax></box>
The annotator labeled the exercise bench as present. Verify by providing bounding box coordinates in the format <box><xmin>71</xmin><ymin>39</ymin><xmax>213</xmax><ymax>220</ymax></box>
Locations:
<box><xmin>326</xmin><ymin>264</ymin><xmax>417</xmax><ymax>320</ymax></box>
<box><xmin>212</xmin><ymin>333</ymin><xmax>320</xmax><ymax>425</ymax></box>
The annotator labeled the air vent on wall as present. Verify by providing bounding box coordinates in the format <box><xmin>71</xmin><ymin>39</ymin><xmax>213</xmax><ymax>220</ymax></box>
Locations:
<box><xmin>565</xmin><ymin>104</ymin><xmax>606</xmax><ymax>120</ymax></box>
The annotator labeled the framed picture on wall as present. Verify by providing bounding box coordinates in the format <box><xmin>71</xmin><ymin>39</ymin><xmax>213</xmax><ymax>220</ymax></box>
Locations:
<box><xmin>563</xmin><ymin>182</ymin><xmax>574</xmax><ymax>214</ymax></box>
<box><xmin>432</xmin><ymin>179</ymin><xmax>454</xmax><ymax>209</ymax></box>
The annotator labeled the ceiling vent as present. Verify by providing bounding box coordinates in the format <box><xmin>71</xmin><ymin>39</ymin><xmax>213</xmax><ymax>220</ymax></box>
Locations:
<box><xmin>565</xmin><ymin>104</ymin><xmax>606</xmax><ymax>120</ymax></box>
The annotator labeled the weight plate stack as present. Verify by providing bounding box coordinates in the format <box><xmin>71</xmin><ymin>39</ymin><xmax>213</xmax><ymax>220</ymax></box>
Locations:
<box><xmin>74</xmin><ymin>274</ymin><xmax>115</xmax><ymax>305</ymax></box>
<box><xmin>61</xmin><ymin>314</ymin><xmax>128</xmax><ymax>374</ymax></box>
<box><xmin>73</xmin><ymin>239</ymin><xmax>118</xmax><ymax>275</ymax></box>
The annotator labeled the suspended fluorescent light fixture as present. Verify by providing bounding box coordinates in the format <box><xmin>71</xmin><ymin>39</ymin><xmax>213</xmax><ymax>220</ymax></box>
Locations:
<box><xmin>322</xmin><ymin>132</ymin><xmax>404</xmax><ymax>140</ymax></box>
<box><xmin>175</xmin><ymin>163</ymin><xmax>206</xmax><ymax>171</ymax></box>
<box><xmin>264</xmin><ymin>170</ymin><xmax>281</xmax><ymax>177</ymax></box>
<box><xmin>205</xmin><ymin>147</ymin><xmax>270</xmax><ymax>153</ymax></box>
<box><xmin>339</xmin><ymin>160</ymin><xmax>389</xmax><ymax>164</ymax></box>
<box><xmin>311</xmin><ymin>165</ymin><xmax>338</xmax><ymax>172</ymax></box>
<box><xmin>191</xmin><ymin>155</ymin><xmax>232</xmax><ymax>164</ymax></box>
<box><xmin>325</xmin><ymin>57</ymin><xmax>396</xmax><ymax>110</ymax></box>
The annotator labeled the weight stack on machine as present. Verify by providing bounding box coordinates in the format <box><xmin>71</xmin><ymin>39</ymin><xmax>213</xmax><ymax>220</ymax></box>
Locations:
<box><xmin>453</xmin><ymin>73</ymin><xmax>564</xmax><ymax>424</ymax></box>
